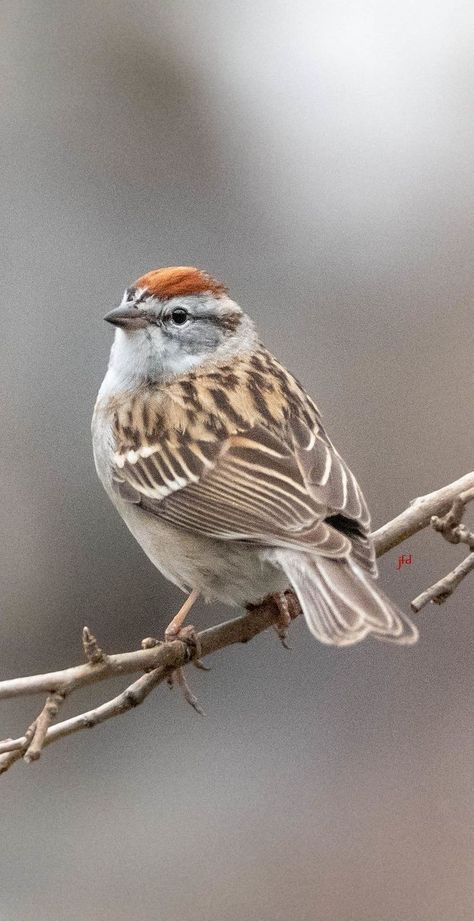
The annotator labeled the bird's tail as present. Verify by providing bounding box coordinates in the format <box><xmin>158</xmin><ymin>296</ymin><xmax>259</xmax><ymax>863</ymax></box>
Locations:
<box><xmin>268</xmin><ymin>550</ymin><xmax>418</xmax><ymax>646</ymax></box>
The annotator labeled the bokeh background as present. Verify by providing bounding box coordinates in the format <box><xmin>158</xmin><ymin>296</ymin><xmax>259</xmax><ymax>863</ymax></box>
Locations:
<box><xmin>1</xmin><ymin>1</ymin><xmax>473</xmax><ymax>919</ymax></box>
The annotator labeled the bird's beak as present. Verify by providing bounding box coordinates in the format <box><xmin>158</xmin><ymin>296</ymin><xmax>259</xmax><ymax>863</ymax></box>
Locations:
<box><xmin>104</xmin><ymin>304</ymin><xmax>148</xmax><ymax>330</ymax></box>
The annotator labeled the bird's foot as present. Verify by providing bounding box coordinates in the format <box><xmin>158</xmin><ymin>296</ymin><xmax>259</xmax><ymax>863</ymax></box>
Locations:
<box><xmin>166</xmin><ymin>624</ymin><xmax>208</xmax><ymax>715</ymax></box>
<box><xmin>246</xmin><ymin>591</ymin><xmax>293</xmax><ymax>648</ymax></box>
<box><xmin>142</xmin><ymin>624</ymin><xmax>206</xmax><ymax>715</ymax></box>
<box><xmin>164</xmin><ymin>622</ymin><xmax>210</xmax><ymax>671</ymax></box>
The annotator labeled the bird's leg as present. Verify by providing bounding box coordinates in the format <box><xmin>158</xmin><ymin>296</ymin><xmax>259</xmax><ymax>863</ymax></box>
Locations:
<box><xmin>141</xmin><ymin>588</ymin><xmax>200</xmax><ymax>656</ymax></box>
<box><xmin>165</xmin><ymin>586</ymin><xmax>209</xmax><ymax>670</ymax></box>
<box><xmin>272</xmin><ymin>591</ymin><xmax>292</xmax><ymax>649</ymax></box>
<box><xmin>163</xmin><ymin>588</ymin><xmax>207</xmax><ymax>713</ymax></box>
<box><xmin>164</xmin><ymin>587</ymin><xmax>200</xmax><ymax>641</ymax></box>
<box><xmin>141</xmin><ymin>588</ymin><xmax>206</xmax><ymax>712</ymax></box>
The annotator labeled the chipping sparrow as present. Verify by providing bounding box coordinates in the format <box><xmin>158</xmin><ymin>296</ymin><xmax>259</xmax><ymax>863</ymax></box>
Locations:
<box><xmin>92</xmin><ymin>266</ymin><xmax>418</xmax><ymax>648</ymax></box>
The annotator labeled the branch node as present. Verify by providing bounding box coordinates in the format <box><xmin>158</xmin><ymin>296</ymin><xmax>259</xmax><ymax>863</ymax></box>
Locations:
<box><xmin>24</xmin><ymin>691</ymin><xmax>66</xmax><ymax>763</ymax></box>
<box><xmin>0</xmin><ymin>472</ymin><xmax>472</xmax><ymax>775</ymax></box>
<box><xmin>82</xmin><ymin>626</ymin><xmax>108</xmax><ymax>665</ymax></box>
<box><xmin>411</xmin><ymin>552</ymin><xmax>474</xmax><ymax>613</ymax></box>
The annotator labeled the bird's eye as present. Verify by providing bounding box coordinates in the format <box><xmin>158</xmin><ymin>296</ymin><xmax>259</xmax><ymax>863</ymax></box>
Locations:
<box><xmin>170</xmin><ymin>307</ymin><xmax>189</xmax><ymax>326</ymax></box>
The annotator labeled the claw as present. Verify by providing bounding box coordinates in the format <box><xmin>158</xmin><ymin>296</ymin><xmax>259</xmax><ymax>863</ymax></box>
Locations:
<box><xmin>166</xmin><ymin>623</ymin><xmax>202</xmax><ymax>660</ymax></box>
<box><xmin>193</xmin><ymin>658</ymin><xmax>211</xmax><ymax>671</ymax></box>
<box><xmin>146</xmin><ymin>589</ymin><xmax>206</xmax><ymax>715</ymax></box>
<box><xmin>175</xmin><ymin>668</ymin><xmax>205</xmax><ymax>716</ymax></box>
<box><xmin>161</xmin><ymin>624</ymin><xmax>206</xmax><ymax>715</ymax></box>
<box><xmin>272</xmin><ymin>592</ymin><xmax>292</xmax><ymax>650</ymax></box>
<box><xmin>275</xmin><ymin>631</ymin><xmax>291</xmax><ymax>650</ymax></box>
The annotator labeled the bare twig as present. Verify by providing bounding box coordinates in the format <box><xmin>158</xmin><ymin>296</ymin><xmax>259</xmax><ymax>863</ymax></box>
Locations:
<box><xmin>0</xmin><ymin>727</ymin><xmax>35</xmax><ymax>774</ymax></box>
<box><xmin>82</xmin><ymin>626</ymin><xmax>108</xmax><ymax>665</ymax></box>
<box><xmin>0</xmin><ymin>637</ymin><xmax>191</xmax><ymax>701</ymax></box>
<box><xmin>409</xmin><ymin>482</ymin><xmax>474</xmax><ymax>612</ymax></box>
<box><xmin>411</xmin><ymin>553</ymin><xmax>474</xmax><ymax>612</ymax></box>
<box><xmin>24</xmin><ymin>691</ymin><xmax>66</xmax><ymax>763</ymax></box>
<box><xmin>372</xmin><ymin>472</ymin><xmax>474</xmax><ymax>555</ymax></box>
<box><xmin>0</xmin><ymin>594</ymin><xmax>301</xmax><ymax>771</ymax></box>
<box><xmin>0</xmin><ymin>669</ymin><xmax>168</xmax><ymax>772</ymax></box>
<box><xmin>430</xmin><ymin>488</ymin><xmax>474</xmax><ymax>551</ymax></box>
<box><xmin>0</xmin><ymin>474</ymin><xmax>472</xmax><ymax>774</ymax></box>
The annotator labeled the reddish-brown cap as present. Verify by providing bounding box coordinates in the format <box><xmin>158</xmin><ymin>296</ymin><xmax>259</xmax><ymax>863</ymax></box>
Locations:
<box><xmin>133</xmin><ymin>266</ymin><xmax>228</xmax><ymax>300</ymax></box>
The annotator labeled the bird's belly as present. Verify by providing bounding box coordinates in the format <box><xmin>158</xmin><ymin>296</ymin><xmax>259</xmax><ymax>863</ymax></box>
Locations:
<box><xmin>92</xmin><ymin>417</ymin><xmax>288</xmax><ymax>606</ymax></box>
<box><xmin>120</xmin><ymin>502</ymin><xmax>288</xmax><ymax>606</ymax></box>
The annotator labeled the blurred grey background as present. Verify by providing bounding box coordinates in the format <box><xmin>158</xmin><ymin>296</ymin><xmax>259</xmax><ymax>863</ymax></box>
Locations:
<box><xmin>1</xmin><ymin>1</ymin><xmax>473</xmax><ymax>919</ymax></box>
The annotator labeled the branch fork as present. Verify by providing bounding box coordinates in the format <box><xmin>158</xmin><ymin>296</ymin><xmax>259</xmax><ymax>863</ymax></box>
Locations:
<box><xmin>0</xmin><ymin>473</ymin><xmax>472</xmax><ymax>776</ymax></box>
<box><xmin>411</xmin><ymin>483</ymin><xmax>474</xmax><ymax>612</ymax></box>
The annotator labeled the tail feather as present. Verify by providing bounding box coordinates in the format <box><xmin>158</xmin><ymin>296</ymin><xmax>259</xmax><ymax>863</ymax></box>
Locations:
<box><xmin>268</xmin><ymin>550</ymin><xmax>418</xmax><ymax>647</ymax></box>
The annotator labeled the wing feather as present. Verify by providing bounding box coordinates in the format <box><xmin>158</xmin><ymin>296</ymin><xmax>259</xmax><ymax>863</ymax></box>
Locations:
<box><xmin>111</xmin><ymin>354</ymin><xmax>374</xmax><ymax>569</ymax></box>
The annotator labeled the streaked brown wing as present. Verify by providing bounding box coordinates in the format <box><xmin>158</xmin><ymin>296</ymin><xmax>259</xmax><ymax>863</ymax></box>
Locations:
<box><xmin>289</xmin><ymin>413</ymin><xmax>375</xmax><ymax>573</ymax></box>
<box><xmin>289</xmin><ymin>413</ymin><xmax>371</xmax><ymax>526</ymax></box>
<box><xmin>148</xmin><ymin>429</ymin><xmax>351</xmax><ymax>555</ymax></box>
<box><xmin>112</xmin><ymin>418</ymin><xmax>375</xmax><ymax>560</ymax></box>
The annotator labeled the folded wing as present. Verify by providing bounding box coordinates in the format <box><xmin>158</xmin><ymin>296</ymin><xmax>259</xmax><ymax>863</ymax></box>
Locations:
<box><xmin>113</xmin><ymin>409</ymin><xmax>374</xmax><ymax>566</ymax></box>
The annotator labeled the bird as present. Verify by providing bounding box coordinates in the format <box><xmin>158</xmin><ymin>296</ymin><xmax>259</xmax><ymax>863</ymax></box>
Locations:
<box><xmin>92</xmin><ymin>265</ymin><xmax>418</xmax><ymax>663</ymax></box>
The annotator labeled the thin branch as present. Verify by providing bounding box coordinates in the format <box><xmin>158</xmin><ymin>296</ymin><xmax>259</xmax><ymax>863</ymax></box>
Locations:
<box><xmin>430</xmin><ymin>490</ymin><xmax>474</xmax><ymax>551</ymax></box>
<box><xmin>0</xmin><ymin>594</ymin><xmax>301</xmax><ymax>771</ymax></box>
<box><xmin>372</xmin><ymin>472</ymin><xmax>474</xmax><ymax>555</ymax></box>
<box><xmin>0</xmin><ymin>728</ymin><xmax>34</xmax><ymax>774</ymax></box>
<box><xmin>411</xmin><ymin>553</ymin><xmax>474</xmax><ymax>612</ymax></box>
<box><xmin>410</xmin><ymin>484</ymin><xmax>474</xmax><ymax>612</ymax></box>
<box><xmin>0</xmin><ymin>670</ymin><xmax>166</xmax><ymax>771</ymax></box>
<box><xmin>0</xmin><ymin>637</ymin><xmax>190</xmax><ymax>701</ymax></box>
<box><xmin>0</xmin><ymin>473</ymin><xmax>472</xmax><ymax>774</ymax></box>
<box><xmin>23</xmin><ymin>691</ymin><xmax>66</xmax><ymax>763</ymax></box>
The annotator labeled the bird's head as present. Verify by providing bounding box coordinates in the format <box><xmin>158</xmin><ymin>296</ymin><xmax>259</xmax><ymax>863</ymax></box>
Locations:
<box><xmin>104</xmin><ymin>266</ymin><xmax>257</xmax><ymax>385</ymax></box>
